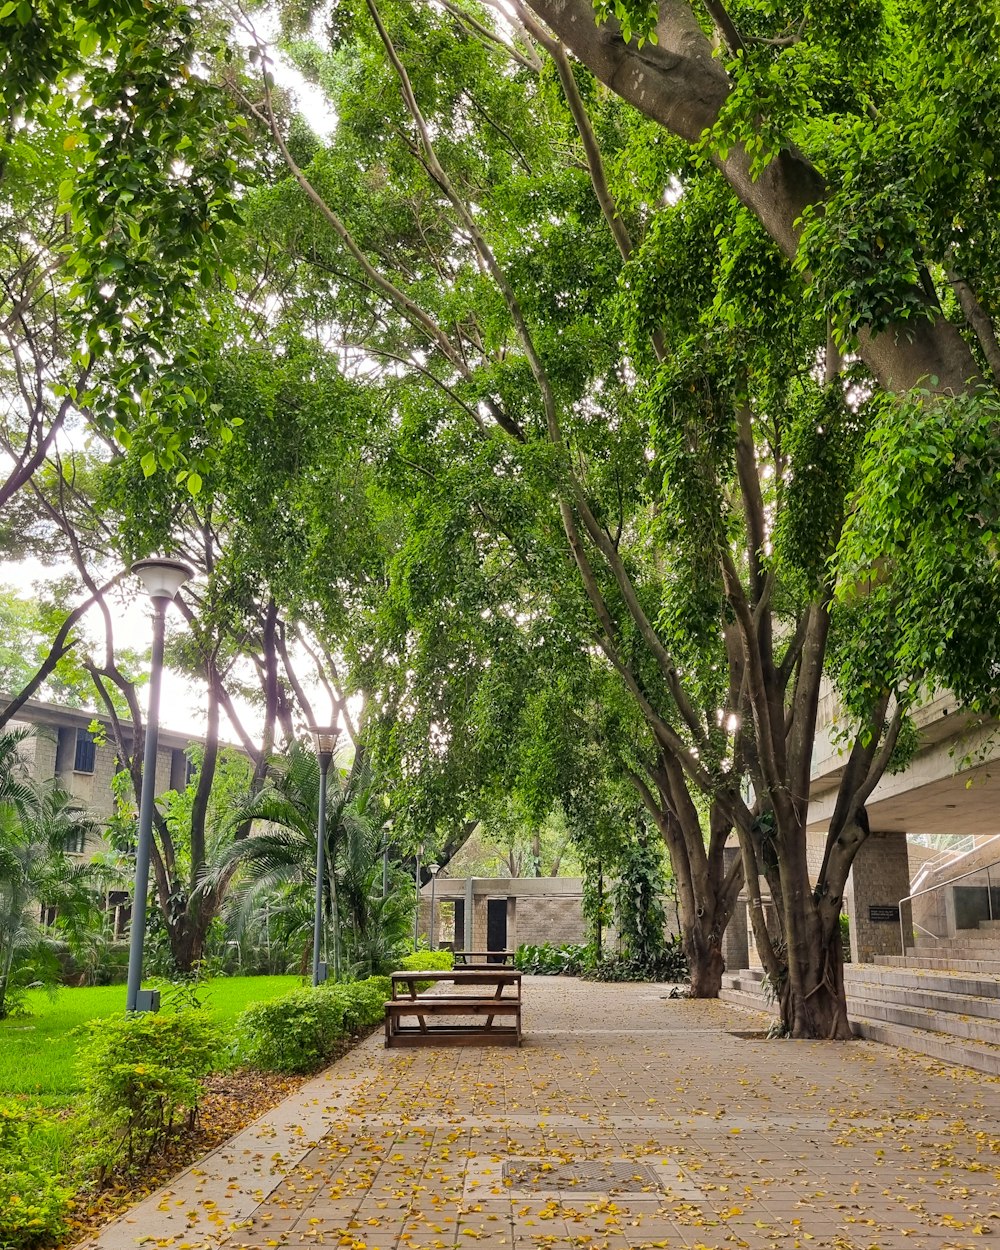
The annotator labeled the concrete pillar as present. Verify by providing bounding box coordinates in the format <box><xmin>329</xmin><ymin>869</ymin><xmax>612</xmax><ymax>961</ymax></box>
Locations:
<box><xmin>845</xmin><ymin>830</ymin><xmax>910</xmax><ymax>963</ymax></box>
<box><xmin>465</xmin><ymin>877</ymin><xmax>474</xmax><ymax>951</ymax></box>
<box><xmin>721</xmin><ymin>848</ymin><xmax>749</xmax><ymax>970</ymax></box>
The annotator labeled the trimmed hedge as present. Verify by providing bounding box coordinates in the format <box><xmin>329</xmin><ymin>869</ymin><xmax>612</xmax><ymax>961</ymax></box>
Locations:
<box><xmin>238</xmin><ymin>976</ymin><xmax>390</xmax><ymax>1074</ymax></box>
<box><xmin>237</xmin><ymin>953</ymin><xmax>454</xmax><ymax>1074</ymax></box>
<box><xmin>398</xmin><ymin>950</ymin><xmax>453</xmax><ymax>973</ymax></box>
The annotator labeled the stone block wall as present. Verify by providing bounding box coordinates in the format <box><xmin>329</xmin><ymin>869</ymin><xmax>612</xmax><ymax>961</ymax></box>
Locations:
<box><xmin>844</xmin><ymin>830</ymin><xmax>910</xmax><ymax>963</ymax></box>
<box><xmin>420</xmin><ymin>878</ymin><xmax>588</xmax><ymax>951</ymax></box>
<box><xmin>420</xmin><ymin>877</ymin><xmax>688</xmax><ymax>954</ymax></box>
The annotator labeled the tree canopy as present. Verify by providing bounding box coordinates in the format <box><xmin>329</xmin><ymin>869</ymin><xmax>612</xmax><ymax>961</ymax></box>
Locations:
<box><xmin>4</xmin><ymin>0</ymin><xmax>1000</xmax><ymax>1037</ymax></box>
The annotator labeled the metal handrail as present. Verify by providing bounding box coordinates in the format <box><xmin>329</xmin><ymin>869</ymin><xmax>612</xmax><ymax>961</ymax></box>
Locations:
<box><xmin>898</xmin><ymin>856</ymin><xmax>1000</xmax><ymax>955</ymax></box>
<box><xmin>909</xmin><ymin>832</ymin><xmax>1000</xmax><ymax>898</ymax></box>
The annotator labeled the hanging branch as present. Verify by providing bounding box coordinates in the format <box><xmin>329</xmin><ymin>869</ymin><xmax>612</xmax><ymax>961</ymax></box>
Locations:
<box><xmin>0</xmin><ymin>573</ymin><xmax>125</xmax><ymax>730</ymax></box>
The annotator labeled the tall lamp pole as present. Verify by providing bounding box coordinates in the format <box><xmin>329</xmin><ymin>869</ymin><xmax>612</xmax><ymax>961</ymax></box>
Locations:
<box><xmin>125</xmin><ymin>557</ymin><xmax>193</xmax><ymax>1013</ymax></box>
<box><xmin>310</xmin><ymin>726</ymin><xmax>338</xmax><ymax>986</ymax></box>
<box><xmin>428</xmin><ymin>863</ymin><xmax>440</xmax><ymax>951</ymax></box>
<box><xmin>413</xmin><ymin>847</ymin><xmax>422</xmax><ymax>948</ymax></box>
<box><xmin>382</xmin><ymin>820</ymin><xmax>392</xmax><ymax>899</ymax></box>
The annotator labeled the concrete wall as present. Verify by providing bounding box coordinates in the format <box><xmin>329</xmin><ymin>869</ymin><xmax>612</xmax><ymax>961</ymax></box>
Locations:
<box><xmin>419</xmin><ymin>876</ymin><xmax>687</xmax><ymax>954</ymax></box>
<box><xmin>419</xmin><ymin>877</ymin><xmax>588</xmax><ymax>951</ymax></box>
<box><xmin>844</xmin><ymin>830</ymin><xmax>911</xmax><ymax>963</ymax></box>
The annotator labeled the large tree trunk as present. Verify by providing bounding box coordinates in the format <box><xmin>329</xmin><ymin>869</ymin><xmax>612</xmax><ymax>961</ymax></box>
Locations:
<box><xmin>780</xmin><ymin>900</ymin><xmax>850</xmax><ymax>1040</ymax></box>
<box><xmin>167</xmin><ymin>899</ymin><xmax>218</xmax><ymax>976</ymax></box>
<box><xmin>633</xmin><ymin>769</ymin><xmax>742</xmax><ymax>998</ymax></box>
<box><xmin>744</xmin><ymin>815</ymin><xmax>853</xmax><ymax>1039</ymax></box>
<box><xmin>779</xmin><ymin>831</ymin><xmax>851</xmax><ymax>1037</ymax></box>
<box><xmin>685</xmin><ymin>918</ymin><xmax>726</xmax><ymax>998</ymax></box>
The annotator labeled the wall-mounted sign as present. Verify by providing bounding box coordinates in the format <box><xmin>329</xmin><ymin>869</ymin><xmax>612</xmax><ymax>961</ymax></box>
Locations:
<box><xmin>868</xmin><ymin>905</ymin><xmax>900</xmax><ymax>923</ymax></box>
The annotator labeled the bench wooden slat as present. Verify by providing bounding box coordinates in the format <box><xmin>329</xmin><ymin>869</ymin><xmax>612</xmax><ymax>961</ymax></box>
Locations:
<box><xmin>386</xmin><ymin>1028</ymin><xmax>520</xmax><ymax>1047</ymax></box>
<box><xmin>385</xmin><ymin>1000</ymin><xmax>520</xmax><ymax>1015</ymax></box>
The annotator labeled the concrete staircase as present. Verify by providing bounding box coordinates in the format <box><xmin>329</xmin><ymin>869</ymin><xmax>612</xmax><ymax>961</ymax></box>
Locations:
<box><xmin>720</xmin><ymin>929</ymin><xmax>1000</xmax><ymax>1075</ymax></box>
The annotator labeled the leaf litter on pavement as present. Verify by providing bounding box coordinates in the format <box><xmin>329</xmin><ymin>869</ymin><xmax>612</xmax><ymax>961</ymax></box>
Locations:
<box><xmin>77</xmin><ymin>983</ymin><xmax>1000</xmax><ymax>1250</ymax></box>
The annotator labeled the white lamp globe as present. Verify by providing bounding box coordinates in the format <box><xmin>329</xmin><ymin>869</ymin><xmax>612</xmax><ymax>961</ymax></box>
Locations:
<box><xmin>131</xmin><ymin>557</ymin><xmax>194</xmax><ymax>601</ymax></box>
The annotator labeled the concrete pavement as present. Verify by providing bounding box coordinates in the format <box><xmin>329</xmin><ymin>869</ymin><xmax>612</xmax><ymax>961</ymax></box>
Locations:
<box><xmin>80</xmin><ymin>977</ymin><xmax>1000</xmax><ymax>1250</ymax></box>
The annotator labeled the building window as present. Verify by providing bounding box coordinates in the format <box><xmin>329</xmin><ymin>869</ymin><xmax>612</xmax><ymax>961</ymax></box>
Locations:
<box><xmin>66</xmin><ymin>828</ymin><xmax>87</xmax><ymax>854</ymax></box>
<box><xmin>107</xmin><ymin>890</ymin><xmax>130</xmax><ymax>939</ymax></box>
<box><xmin>74</xmin><ymin>728</ymin><xmax>96</xmax><ymax>774</ymax></box>
<box><xmin>40</xmin><ymin>904</ymin><xmax>58</xmax><ymax>927</ymax></box>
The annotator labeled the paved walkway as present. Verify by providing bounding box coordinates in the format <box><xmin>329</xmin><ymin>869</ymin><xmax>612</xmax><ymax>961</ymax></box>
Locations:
<box><xmin>83</xmin><ymin>979</ymin><xmax>1000</xmax><ymax>1250</ymax></box>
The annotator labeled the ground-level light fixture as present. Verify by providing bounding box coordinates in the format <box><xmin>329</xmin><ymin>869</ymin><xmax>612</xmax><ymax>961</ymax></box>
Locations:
<box><xmin>126</xmin><ymin>556</ymin><xmax>194</xmax><ymax>1013</ymax></box>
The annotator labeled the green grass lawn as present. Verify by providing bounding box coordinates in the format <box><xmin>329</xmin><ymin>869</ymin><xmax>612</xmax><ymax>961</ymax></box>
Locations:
<box><xmin>0</xmin><ymin>976</ymin><xmax>303</xmax><ymax>1102</ymax></box>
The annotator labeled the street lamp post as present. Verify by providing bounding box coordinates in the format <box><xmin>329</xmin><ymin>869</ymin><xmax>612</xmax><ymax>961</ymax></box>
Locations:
<box><xmin>413</xmin><ymin>848</ymin><xmax>421</xmax><ymax>948</ymax></box>
<box><xmin>125</xmin><ymin>557</ymin><xmax>193</xmax><ymax>1013</ymax></box>
<box><xmin>382</xmin><ymin>822</ymin><xmax>391</xmax><ymax>899</ymax></box>
<box><xmin>310</xmin><ymin>726</ymin><xmax>338</xmax><ymax>986</ymax></box>
<box><xmin>428</xmin><ymin>863</ymin><xmax>440</xmax><ymax>951</ymax></box>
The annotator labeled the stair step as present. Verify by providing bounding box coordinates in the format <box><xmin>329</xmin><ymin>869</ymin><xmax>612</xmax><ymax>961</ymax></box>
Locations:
<box><xmin>844</xmin><ymin>964</ymin><xmax>1000</xmax><ymax>1000</ymax></box>
<box><xmin>850</xmin><ymin>1018</ymin><xmax>1000</xmax><ymax>1076</ymax></box>
<box><xmin>722</xmin><ymin>967</ymin><xmax>1000</xmax><ymax>1072</ymax></box>
<box><xmin>846</xmin><ymin>997</ymin><xmax>1000</xmax><ymax>1043</ymax></box>
<box><xmin>846</xmin><ymin>984</ymin><xmax>1000</xmax><ymax>1022</ymax></box>
<box><xmin>913</xmin><ymin>934</ymin><xmax>1000</xmax><ymax>949</ymax></box>
<box><xmin>878</xmin><ymin>955</ymin><xmax>1000</xmax><ymax>973</ymax></box>
<box><xmin>719</xmin><ymin>986</ymin><xmax>777</xmax><ymax>1017</ymax></box>
<box><xmin>720</xmin><ymin>974</ymin><xmax>767</xmax><ymax>995</ymax></box>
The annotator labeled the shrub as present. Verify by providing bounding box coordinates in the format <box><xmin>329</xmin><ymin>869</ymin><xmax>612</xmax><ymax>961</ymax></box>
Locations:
<box><xmin>326</xmin><ymin>976</ymin><xmax>391</xmax><ymax>1032</ymax></box>
<box><xmin>77</xmin><ymin>1009</ymin><xmax>220</xmax><ymax>1178</ymax></box>
<box><xmin>237</xmin><ymin>975</ymin><xmax>393</xmax><ymax>1074</ymax></box>
<box><xmin>238</xmin><ymin>988</ymin><xmax>345</xmax><ymax>1074</ymax></box>
<box><xmin>514</xmin><ymin>942</ymin><xmax>591</xmax><ymax>975</ymax></box>
<box><xmin>399</xmin><ymin>950</ymin><xmax>453</xmax><ymax>972</ymax></box>
<box><xmin>588</xmin><ymin>935</ymin><xmax>690</xmax><ymax>983</ymax></box>
<box><xmin>397</xmin><ymin>949</ymin><xmax>452</xmax><ymax>991</ymax></box>
<box><xmin>0</xmin><ymin>1102</ymin><xmax>72</xmax><ymax>1248</ymax></box>
<box><xmin>840</xmin><ymin>913</ymin><xmax>852</xmax><ymax>964</ymax></box>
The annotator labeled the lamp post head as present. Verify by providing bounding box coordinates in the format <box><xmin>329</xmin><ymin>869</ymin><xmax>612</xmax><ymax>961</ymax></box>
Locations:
<box><xmin>309</xmin><ymin>724</ymin><xmax>338</xmax><ymax>767</ymax></box>
<box><xmin>428</xmin><ymin>862</ymin><xmax>440</xmax><ymax>877</ymax></box>
<box><xmin>131</xmin><ymin>557</ymin><xmax>194</xmax><ymax>602</ymax></box>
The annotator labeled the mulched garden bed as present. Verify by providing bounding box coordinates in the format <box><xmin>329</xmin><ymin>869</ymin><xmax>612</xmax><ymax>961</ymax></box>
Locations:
<box><xmin>59</xmin><ymin>1066</ymin><xmax>309</xmax><ymax>1248</ymax></box>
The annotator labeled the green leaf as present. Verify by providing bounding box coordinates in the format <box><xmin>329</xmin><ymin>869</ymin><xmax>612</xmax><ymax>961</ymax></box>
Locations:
<box><xmin>140</xmin><ymin>452</ymin><xmax>157</xmax><ymax>478</ymax></box>
<box><xmin>186</xmin><ymin>472</ymin><xmax>203</xmax><ymax>496</ymax></box>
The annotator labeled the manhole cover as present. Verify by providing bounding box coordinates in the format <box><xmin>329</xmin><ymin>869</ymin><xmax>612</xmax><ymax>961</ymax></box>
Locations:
<box><xmin>503</xmin><ymin>1160</ymin><xmax>662</xmax><ymax>1194</ymax></box>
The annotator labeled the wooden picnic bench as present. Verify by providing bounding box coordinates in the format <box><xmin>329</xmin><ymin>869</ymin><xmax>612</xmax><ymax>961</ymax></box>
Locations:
<box><xmin>384</xmin><ymin>968</ymin><xmax>522</xmax><ymax>1048</ymax></box>
<box><xmin>450</xmin><ymin>948</ymin><xmax>516</xmax><ymax>966</ymax></box>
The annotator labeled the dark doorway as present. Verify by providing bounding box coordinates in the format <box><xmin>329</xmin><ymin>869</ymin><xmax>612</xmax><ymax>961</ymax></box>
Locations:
<box><xmin>487</xmin><ymin>898</ymin><xmax>507</xmax><ymax>961</ymax></box>
<box><xmin>454</xmin><ymin>899</ymin><xmax>466</xmax><ymax>950</ymax></box>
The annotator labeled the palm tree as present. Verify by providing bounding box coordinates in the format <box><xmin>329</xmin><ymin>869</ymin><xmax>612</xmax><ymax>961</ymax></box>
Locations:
<box><xmin>216</xmin><ymin>742</ymin><xmax>412</xmax><ymax>978</ymax></box>
<box><xmin>0</xmin><ymin>730</ymin><xmax>100</xmax><ymax>1017</ymax></box>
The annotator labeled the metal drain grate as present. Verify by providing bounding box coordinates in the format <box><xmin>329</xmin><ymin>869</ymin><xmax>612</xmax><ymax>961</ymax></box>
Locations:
<box><xmin>503</xmin><ymin>1160</ymin><xmax>662</xmax><ymax>1194</ymax></box>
